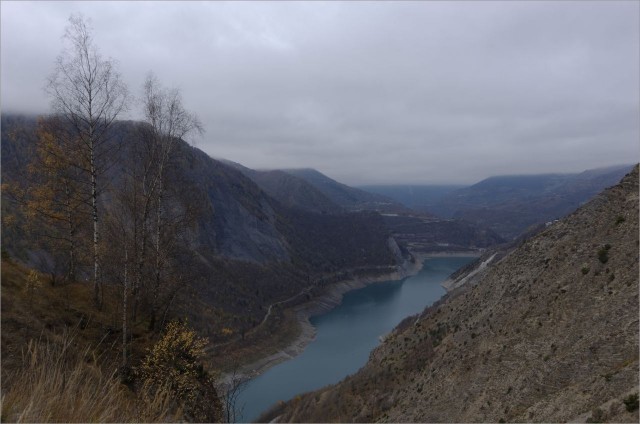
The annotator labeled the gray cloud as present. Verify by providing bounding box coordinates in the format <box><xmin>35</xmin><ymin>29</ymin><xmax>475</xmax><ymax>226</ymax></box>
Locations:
<box><xmin>2</xmin><ymin>1</ymin><xmax>638</xmax><ymax>184</ymax></box>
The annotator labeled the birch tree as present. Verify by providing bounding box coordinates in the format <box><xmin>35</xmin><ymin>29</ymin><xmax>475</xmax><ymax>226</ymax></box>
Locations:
<box><xmin>46</xmin><ymin>15</ymin><xmax>128</xmax><ymax>307</ymax></box>
<box><xmin>133</xmin><ymin>73</ymin><xmax>202</xmax><ymax>331</ymax></box>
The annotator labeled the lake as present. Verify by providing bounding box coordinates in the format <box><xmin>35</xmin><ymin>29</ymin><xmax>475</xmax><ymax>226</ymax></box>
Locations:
<box><xmin>237</xmin><ymin>256</ymin><xmax>475</xmax><ymax>422</ymax></box>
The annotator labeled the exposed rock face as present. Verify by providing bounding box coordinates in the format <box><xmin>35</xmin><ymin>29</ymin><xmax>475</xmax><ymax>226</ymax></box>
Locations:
<box><xmin>263</xmin><ymin>166</ymin><xmax>639</xmax><ymax>423</ymax></box>
<box><xmin>173</xmin><ymin>144</ymin><xmax>291</xmax><ymax>263</ymax></box>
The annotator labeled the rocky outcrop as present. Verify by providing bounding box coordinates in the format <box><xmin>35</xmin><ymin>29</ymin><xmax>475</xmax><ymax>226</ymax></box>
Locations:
<box><xmin>263</xmin><ymin>166</ymin><xmax>639</xmax><ymax>423</ymax></box>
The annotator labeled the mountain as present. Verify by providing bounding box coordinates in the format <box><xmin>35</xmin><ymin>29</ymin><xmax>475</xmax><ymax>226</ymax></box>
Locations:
<box><xmin>283</xmin><ymin>168</ymin><xmax>409</xmax><ymax>213</ymax></box>
<box><xmin>358</xmin><ymin>184</ymin><xmax>466</xmax><ymax>212</ymax></box>
<box><xmin>276</xmin><ymin>168</ymin><xmax>504</xmax><ymax>252</ymax></box>
<box><xmin>261</xmin><ymin>166</ymin><xmax>639</xmax><ymax>423</ymax></box>
<box><xmin>222</xmin><ymin>160</ymin><xmax>343</xmax><ymax>214</ymax></box>
<box><xmin>0</xmin><ymin>114</ymin><xmax>405</xmax><ymax>344</ymax></box>
<box><xmin>428</xmin><ymin>165</ymin><xmax>634</xmax><ymax>240</ymax></box>
<box><xmin>230</xmin><ymin>164</ymin><xmax>504</xmax><ymax>253</ymax></box>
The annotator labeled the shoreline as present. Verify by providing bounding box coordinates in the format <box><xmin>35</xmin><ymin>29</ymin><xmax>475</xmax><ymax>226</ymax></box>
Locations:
<box><xmin>413</xmin><ymin>250</ymin><xmax>482</xmax><ymax>260</ymax></box>
<box><xmin>219</xmin><ymin>250</ymin><xmax>480</xmax><ymax>386</ymax></box>
<box><xmin>218</xmin><ymin>258</ymin><xmax>421</xmax><ymax>386</ymax></box>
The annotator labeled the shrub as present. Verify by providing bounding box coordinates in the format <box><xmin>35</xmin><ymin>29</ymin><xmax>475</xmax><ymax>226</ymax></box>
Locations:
<box><xmin>597</xmin><ymin>247</ymin><xmax>609</xmax><ymax>264</ymax></box>
<box><xmin>586</xmin><ymin>407</ymin><xmax>605</xmax><ymax>423</ymax></box>
<box><xmin>581</xmin><ymin>267</ymin><xmax>590</xmax><ymax>275</ymax></box>
<box><xmin>138</xmin><ymin>320</ymin><xmax>222</xmax><ymax>422</ymax></box>
<box><xmin>615</xmin><ymin>216</ymin><xmax>626</xmax><ymax>225</ymax></box>
<box><xmin>623</xmin><ymin>392</ymin><xmax>639</xmax><ymax>412</ymax></box>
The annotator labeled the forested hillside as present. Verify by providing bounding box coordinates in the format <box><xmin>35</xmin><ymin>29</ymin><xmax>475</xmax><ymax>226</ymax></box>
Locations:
<box><xmin>2</xmin><ymin>113</ymin><xmax>405</xmax><ymax>340</ymax></box>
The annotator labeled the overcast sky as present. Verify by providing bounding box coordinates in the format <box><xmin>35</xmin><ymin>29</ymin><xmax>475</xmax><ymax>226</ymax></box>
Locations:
<box><xmin>2</xmin><ymin>1</ymin><xmax>638</xmax><ymax>185</ymax></box>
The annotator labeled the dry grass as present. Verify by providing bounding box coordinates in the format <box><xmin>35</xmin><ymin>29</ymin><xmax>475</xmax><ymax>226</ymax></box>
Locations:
<box><xmin>0</xmin><ymin>259</ymin><xmax>178</xmax><ymax>422</ymax></box>
<box><xmin>0</xmin><ymin>258</ymin><xmax>230</xmax><ymax>422</ymax></box>
<box><xmin>1</xmin><ymin>258</ymin><xmax>154</xmax><ymax>389</ymax></box>
<box><xmin>0</xmin><ymin>330</ymin><xmax>179</xmax><ymax>423</ymax></box>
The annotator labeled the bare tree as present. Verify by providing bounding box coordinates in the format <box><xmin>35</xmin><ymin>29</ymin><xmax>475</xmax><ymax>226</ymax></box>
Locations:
<box><xmin>132</xmin><ymin>73</ymin><xmax>202</xmax><ymax>330</ymax></box>
<box><xmin>46</xmin><ymin>15</ymin><xmax>129</xmax><ymax>307</ymax></box>
<box><xmin>218</xmin><ymin>366</ymin><xmax>249</xmax><ymax>423</ymax></box>
<box><xmin>98</xmin><ymin>72</ymin><xmax>202</xmax><ymax>370</ymax></box>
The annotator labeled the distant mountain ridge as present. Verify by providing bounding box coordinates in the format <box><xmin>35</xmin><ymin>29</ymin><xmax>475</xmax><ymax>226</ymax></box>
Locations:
<box><xmin>360</xmin><ymin>165</ymin><xmax>634</xmax><ymax>240</ymax></box>
<box><xmin>221</xmin><ymin>160</ymin><xmax>344</xmax><ymax>214</ymax></box>
<box><xmin>227</xmin><ymin>163</ymin><xmax>504</xmax><ymax>253</ymax></box>
<box><xmin>282</xmin><ymin>168</ymin><xmax>410</xmax><ymax>213</ymax></box>
<box><xmin>358</xmin><ymin>184</ymin><xmax>466</xmax><ymax>212</ymax></box>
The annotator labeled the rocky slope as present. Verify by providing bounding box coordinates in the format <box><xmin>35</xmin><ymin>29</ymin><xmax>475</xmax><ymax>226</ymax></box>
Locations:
<box><xmin>262</xmin><ymin>166</ymin><xmax>639</xmax><ymax>423</ymax></box>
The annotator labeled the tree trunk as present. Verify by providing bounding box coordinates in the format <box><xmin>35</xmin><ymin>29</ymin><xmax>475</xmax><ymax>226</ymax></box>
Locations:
<box><xmin>90</xmin><ymin>142</ymin><xmax>101</xmax><ymax>308</ymax></box>
<box><xmin>64</xmin><ymin>181</ymin><xmax>76</xmax><ymax>282</ymax></box>
<box><xmin>148</xmin><ymin>180</ymin><xmax>163</xmax><ymax>332</ymax></box>
<box><xmin>122</xmin><ymin>242</ymin><xmax>129</xmax><ymax>368</ymax></box>
<box><xmin>132</xmin><ymin>182</ymin><xmax>152</xmax><ymax>323</ymax></box>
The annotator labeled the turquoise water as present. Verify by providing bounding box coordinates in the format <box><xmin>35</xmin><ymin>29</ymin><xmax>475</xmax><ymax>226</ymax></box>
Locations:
<box><xmin>237</xmin><ymin>256</ymin><xmax>475</xmax><ymax>422</ymax></box>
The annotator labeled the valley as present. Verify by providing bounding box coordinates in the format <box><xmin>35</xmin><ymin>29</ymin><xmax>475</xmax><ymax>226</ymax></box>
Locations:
<box><xmin>2</xmin><ymin>113</ymin><xmax>637</xmax><ymax>423</ymax></box>
<box><xmin>261</xmin><ymin>166</ymin><xmax>639</xmax><ymax>423</ymax></box>
<box><xmin>2</xmin><ymin>112</ymin><xmax>637</xmax><ymax>423</ymax></box>
<box><xmin>2</xmin><ymin>4</ymin><xmax>638</xmax><ymax>422</ymax></box>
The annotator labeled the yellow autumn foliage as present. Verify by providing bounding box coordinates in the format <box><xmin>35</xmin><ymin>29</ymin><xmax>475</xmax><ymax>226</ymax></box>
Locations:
<box><xmin>138</xmin><ymin>320</ymin><xmax>222</xmax><ymax>422</ymax></box>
